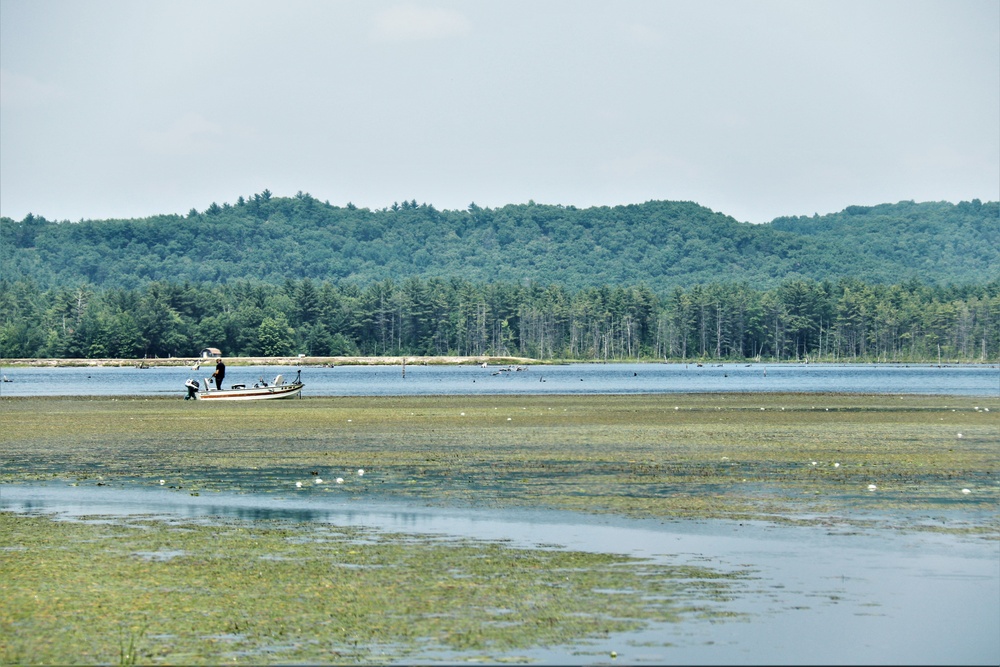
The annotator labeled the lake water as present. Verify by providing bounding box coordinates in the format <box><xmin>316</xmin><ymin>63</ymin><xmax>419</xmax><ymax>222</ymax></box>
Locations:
<box><xmin>3</xmin><ymin>361</ymin><xmax>998</xmax><ymax>664</ymax></box>
<box><xmin>2</xmin><ymin>484</ymin><xmax>997</xmax><ymax>665</ymax></box>
<box><xmin>1</xmin><ymin>362</ymin><xmax>998</xmax><ymax>397</ymax></box>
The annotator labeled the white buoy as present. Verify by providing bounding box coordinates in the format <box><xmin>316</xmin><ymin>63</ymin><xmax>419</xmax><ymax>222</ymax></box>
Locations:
<box><xmin>357</xmin><ymin>469</ymin><xmax>365</xmax><ymax>476</ymax></box>
<box><xmin>295</xmin><ymin>481</ymin><xmax>303</xmax><ymax>488</ymax></box>
<box><xmin>336</xmin><ymin>478</ymin><xmax>344</xmax><ymax>484</ymax></box>
<box><xmin>833</xmin><ymin>462</ymin><xmax>840</xmax><ymax>468</ymax></box>
<box><xmin>159</xmin><ymin>479</ymin><xmax>166</xmax><ymax>485</ymax></box>
<box><xmin>868</xmin><ymin>484</ymin><xmax>877</xmax><ymax>491</ymax></box>
<box><xmin>961</xmin><ymin>488</ymin><xmax>971</xmax><ymax>494</ymax></box>
<box><xmin>957</xmin><ymin>433</ymin><xmax>963</xmax><ymax>438</ymax></box>
<box><xmin>315</xmin><ymin>478</ymin><xmax>323</xmax><ymax>484</ymax></box>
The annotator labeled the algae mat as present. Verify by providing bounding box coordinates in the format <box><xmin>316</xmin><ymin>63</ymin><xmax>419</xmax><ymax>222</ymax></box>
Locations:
<box><xmin>1</xmin><ymin>393</ymin><xmax>997</xmax><ymax>522</ymax></box>
<box><xmin>1</xmin><ymin>393</ymin><xmax>998</xmax><ymax>664</ymax></box>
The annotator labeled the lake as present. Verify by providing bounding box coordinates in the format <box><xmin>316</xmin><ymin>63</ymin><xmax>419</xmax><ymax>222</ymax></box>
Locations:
<box><xmin>1</xmin><ymin>361</ymin><xmax>998</xmax><ymax>397</ymax></box>
<box><xmin>2</xmin><ymin>484</ymin><xmax>997</xmax><ymax>665</ymax></box>
<box><xmin>3</xmin><ymin>362</ymin><xmax>998</xmax><ymax>664</ymax></box>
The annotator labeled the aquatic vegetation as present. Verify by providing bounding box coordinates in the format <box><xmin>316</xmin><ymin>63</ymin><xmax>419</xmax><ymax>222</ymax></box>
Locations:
<box><xmin>0</xmin><ymin>513</ymin><xmax>750</xmax><ymax>664</ymax></box>
<box><xmin>0</xmin><ymin>393</ymin><xmax>996</xmax><ymax>663</ymax></box>
<box><xmin>1</xmin><ymin>394</ymin><xmax>996</xmax><ymax>530</ymax></box>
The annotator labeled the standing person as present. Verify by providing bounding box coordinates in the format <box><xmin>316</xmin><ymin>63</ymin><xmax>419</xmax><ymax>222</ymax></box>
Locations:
<box><xmin>213</xmin><ymin>358</ymin><xmax>226</xmax><ymax>390</ymax></box>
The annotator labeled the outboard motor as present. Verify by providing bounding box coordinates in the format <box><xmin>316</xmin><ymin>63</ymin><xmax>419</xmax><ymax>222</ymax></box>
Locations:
<box><xmin>184</xmin><ymin>378</ymin><xmax>199</xmax><ymax>400</ymax></box>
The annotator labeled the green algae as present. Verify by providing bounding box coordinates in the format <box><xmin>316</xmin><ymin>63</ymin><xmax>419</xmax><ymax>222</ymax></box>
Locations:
<box><xmin>0</xmin><ymin>513</ymin><xmax>748</xmax><ymax>664</ymax></box>
<box><xmin>1</xmin><ymin>394</ymin><xmax>997</xmax><ymax>530</ymax></box>
<box><xmin>1</xmin><ymin>393</ymin><xmax>997</xmax><ymax>663</ymax></box>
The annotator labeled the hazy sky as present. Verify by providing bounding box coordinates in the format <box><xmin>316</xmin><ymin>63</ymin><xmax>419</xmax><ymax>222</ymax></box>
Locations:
<box><xmin>2</xmin><ymin>0</ymin><xmax>997</xmax><ymax>223</ymax></box>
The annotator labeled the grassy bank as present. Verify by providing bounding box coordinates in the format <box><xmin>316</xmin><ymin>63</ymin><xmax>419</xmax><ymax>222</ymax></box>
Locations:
<box><xmin>1</xmin><ymin>393</ymin><xmax>997</xmax><ymax>664</ymax></box>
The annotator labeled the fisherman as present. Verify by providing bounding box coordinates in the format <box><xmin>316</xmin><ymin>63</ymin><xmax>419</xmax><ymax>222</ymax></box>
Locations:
<box><xmin>212</xmin><ymin>358</ymin><xmax>226</xmax><ymax>390</ymax></box>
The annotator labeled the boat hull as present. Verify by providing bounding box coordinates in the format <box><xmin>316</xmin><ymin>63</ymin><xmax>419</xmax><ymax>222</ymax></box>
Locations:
<box><xmin>195</xmin><ymin>383</ymin><xmax>303</xmax><ymax>401</ymax></box>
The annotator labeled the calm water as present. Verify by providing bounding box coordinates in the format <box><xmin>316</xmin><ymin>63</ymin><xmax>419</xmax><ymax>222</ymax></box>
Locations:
<box><xmin>2</xmin><ymin>484</ymin><xmax>997</xmax><ymax>665</ymax></box>
<box><xmin>3</xmin><ymin>361</ymin><xmax>998</xmax><ymax>664</ymax></box>
<box><xmin>1</xmin><ymin>362</ymin><xmax>998</xmax><ymax>397</ymax></box>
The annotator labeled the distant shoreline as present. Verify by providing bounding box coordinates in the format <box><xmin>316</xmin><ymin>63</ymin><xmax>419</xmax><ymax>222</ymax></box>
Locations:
<box><xmin>0</xmin><ymin>356</ymin><xmax>538</xmax><ymax>368</ymax></box>
<box><xmin>1</xmin><ymin>356</ymin><xmax>995</xmax><ymax>368</ymax></box>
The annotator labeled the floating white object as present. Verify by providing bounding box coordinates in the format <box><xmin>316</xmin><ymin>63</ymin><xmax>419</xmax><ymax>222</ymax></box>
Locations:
<box><xmin>159</xmin><ymin>479</ymin><xmax>165</xmax><ymax>485</ymax></box>
<box><xmin>868</xmin><ymin>484</ymin><xmax>877</xmax><ymax>491</ymax></box>
<box><xmin>336</xmin><ymin>478</ymin><xmax>344</xmax><ymax>484</ymax></box>
<box><xmin>358</xmin><ymin>469</ymin><xmax>365</xmax><ymax>476</ymax></box>
<box><xmin>295</xmin><ymin>481</ymin><xmax>302</xmax><ymax>488</ymax></box>
<box><xmin>957</xmin><ymin>433</ymin><xmax>963</xmax><ymax>438</ymax></box>
<box><xmin>961</xmin><ymin>488</ymin><xmax>971</xmax><ymax>494</ymax></box>
<box><xmin>833</xmin><ymin>462</ymin><xmax>840</xmax><ymax>468</ymax></box>
<box><xmin>315</xmin><ymin>478</ymin><xmax>323</xmax><ymax>484</ymax></box>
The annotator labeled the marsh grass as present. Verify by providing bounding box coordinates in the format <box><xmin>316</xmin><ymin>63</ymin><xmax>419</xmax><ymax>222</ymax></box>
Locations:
<box><xmin>118</xmin><ymin>618</ymin><xmax>148</xmax><ymax>666</ymax></box>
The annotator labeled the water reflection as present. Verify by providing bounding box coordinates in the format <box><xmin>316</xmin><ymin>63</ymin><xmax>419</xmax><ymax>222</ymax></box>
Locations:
<box><xmin>1</xmin><ymin>483</ymin><xmax>997</xmax><ymax>665</ymax></box>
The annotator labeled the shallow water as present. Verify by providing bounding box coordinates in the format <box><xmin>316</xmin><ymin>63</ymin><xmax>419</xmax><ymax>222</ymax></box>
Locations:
<box><xmin>2</xmin><ymin>484</ymin><xmax>997</xmax><ymax>665</ymax></box>
<box><xmin>1</xmin><ymin>362</ymin><xmax>998</xmax><ymax>397</ymax></box>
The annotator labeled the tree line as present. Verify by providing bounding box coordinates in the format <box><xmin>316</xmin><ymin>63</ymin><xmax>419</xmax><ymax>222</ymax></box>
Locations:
<box><xmin>3</xmin><ymin>195</ymin><xmax>997</xmax><ymax>293</ymax></box>
<box><xmin>2</xmin><ymin>277</ymin><xmax>997</xmax><ymax>363</ymax></box>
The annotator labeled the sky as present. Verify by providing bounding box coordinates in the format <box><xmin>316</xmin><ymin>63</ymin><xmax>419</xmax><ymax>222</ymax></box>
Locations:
<box><xmin>1</xmin><ymin>0</ymin><xmax>997</xmax><ymax>224</ymax></box>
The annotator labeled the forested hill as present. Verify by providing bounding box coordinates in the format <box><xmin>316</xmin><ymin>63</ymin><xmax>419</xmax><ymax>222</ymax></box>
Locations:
<box><xmin>2</xmin><ymin>195</ymin><xmax>997</xmax><ymax>291</ymax></box>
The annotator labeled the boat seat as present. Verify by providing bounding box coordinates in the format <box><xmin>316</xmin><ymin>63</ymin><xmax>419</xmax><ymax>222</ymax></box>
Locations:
<box><xmin>273</xmin><ymin>374</ymin><xmax>283</xmax><ymax>386</ymax></box>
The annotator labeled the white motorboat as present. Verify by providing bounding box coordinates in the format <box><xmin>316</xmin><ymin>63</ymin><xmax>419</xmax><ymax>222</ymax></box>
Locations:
<box><xmin>184</xmin><ymin>370</ymin><xmax>303</xmax><ymax>401</ymax></box>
